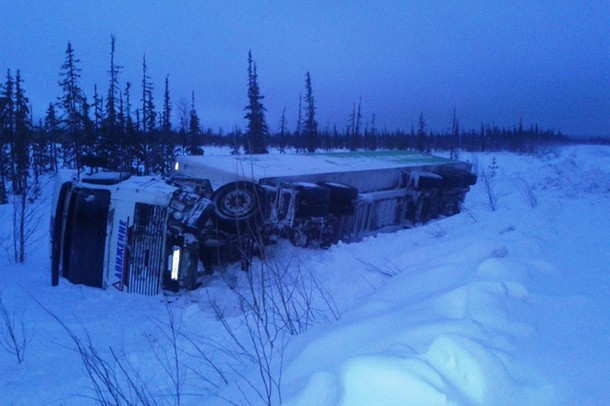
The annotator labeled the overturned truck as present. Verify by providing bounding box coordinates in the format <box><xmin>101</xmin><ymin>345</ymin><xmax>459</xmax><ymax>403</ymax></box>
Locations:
<box><xmin>51</xmin><ymin>151</ymin><xmax>476</xmax><ymax>294</ymax></box>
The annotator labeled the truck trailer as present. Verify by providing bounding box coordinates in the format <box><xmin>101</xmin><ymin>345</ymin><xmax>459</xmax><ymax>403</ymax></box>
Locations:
<box><xmin>51</xmin><ymin>151</ymin><xmax>476</xmax><ymax>294</ymax></box>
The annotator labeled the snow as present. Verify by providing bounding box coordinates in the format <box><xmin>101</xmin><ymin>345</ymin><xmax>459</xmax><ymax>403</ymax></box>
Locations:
<box><xmin>1</xmin><ymin>145</ymin><xmax>609</xmax><ymax>405</ymax></box>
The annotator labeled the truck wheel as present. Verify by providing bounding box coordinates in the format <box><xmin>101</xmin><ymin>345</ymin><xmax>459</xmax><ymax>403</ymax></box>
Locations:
<box><xmin>458</xmin><ymin>171</ymin><xmax>478</xmax><ymax>186</ymax></box>
<box><xmin>317</xmin><ymin>182</ymin><xmax>358</xmax><ymax>204</ymax></box>
<box><xmin>212</xmin><ymin>181</ymin><xmax>265</xmax><ymax>232</ymax></box>
<box><xmin>316</xmin><ymin>182</ymin><xmax>358</xmax><ymax>216</ymax></box>
<box><xmin>417</xmin><ymin>172</ymin><xmax>443</xmax><ymax>189</ymax></box>
<box><xmin>294</xmin><ymin>183</ymin><xmax>330</xmax><ymax>218</ymax></box>
<box><xmin>441</xmin><ymin>172</ymin><xmax>464</xmax><ymax>188</ymax></box>
<box><xmin>295</xmin><ymin>183</ymin><xmax>331</xmax><ymax>204</ymax></box>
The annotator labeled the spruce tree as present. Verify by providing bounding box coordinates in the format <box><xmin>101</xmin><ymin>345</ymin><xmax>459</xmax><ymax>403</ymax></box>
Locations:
<box><xmin>0</xmin><ymin>72</ymin><xmax>12</xmax><ymax>203</ymax></box>
<box><xmin>140</xmin><ymin>54</ymin><xmax>158</xmax><ymax>173</ymax></box>
<box><xmin>101</xmin><ymin>35</ymin><xmax>122</xmax><ymax>170</ymax></box>
<box><xmin>44</xmin><ymin>103</ymin><xmax>59</xmax><ymax>173</ymax></box>
<box><xmin>365</xmin><ymin>113</ymin><xmax>378</xmax><ymax>151</ymax></box>
<box><xmin>12</xmin><ymin>71</ymin><xmax>32</xmax><ymax>263</ymax></box>
<box><xmin>243</xmin><ymin>51</ymin><xmax>268</xmax><ymax>154</ymax></box>
<box><xmin>303</xmin><ymin>72</ymin><xmax>318</xmax><ymax>153</ymax></box>
<box><xmin>92</xmin><ymin>84</ymin><xmax>103</xmax><ymax>131</ymax></box>
<box><xmin>58</xmin><ymin>42</ymin><xmax>89</xmax><ymax>172</ymax></box>
<box><xmin>11</xmin><ymin>70</ymin><xmax>32</xmax><ymax>185</ymax></box>
<box><xmin>348</xmin><ymin>99</ymin><xmax>363</xmax><ymax>151</ymax></box>
<box><xmin>81</xmin><ymin>97</ymin><xmax>96</xmax><ymax>166</ymax></box>
<box><xmin>450</xmin><ymin>107</ymin><xmax>460</xmax><ymax>159</ymax></box>
<box><xmin>141</xmin><ymin>54</ymin><xmax>156</xmax><ymax>134</ymax></box>
<box><xmin>123</xmin><ymin>82</ymin><xmax>133</xmax><ymax>131</ymax></box>
<box><xmin>277</xmin><ymin>107</ymin><xmax>288</xmax><ymax>153</ymax></box>
<box><xmin>187</xmin><ymin>91</ymin><xmax>203</xmax><ymax>155</ymax></box>
<box><xmin>30</xmin><ymin>120</ymin><xmax>43</xmax><ymax>187</ymax></box>
<box><xmin>295</xmin><ymin>94</ymin><xmax>302</xmax><ymax>153</ymax></box>
<box><xmin>4</xmin><ymin>71</ymin><xmax>16</xmax><ymax>178</ymax></box>
<box><xmin>160</xmin><ymin>74</ymin><xmax>174</xmax><ymax>175</ymax></box>
<box><xmin>123</xmin><ymin>82</ymin><xmax>138</xmax><ymax>172</ymax></box>
<box><xmin>162</xmin><ymin>75</ymin><xmax>172</xmax><ymax>134</ymax></box>
<box><xmin>230</xmin><ymin>126</ymin><xmax>242</xmax><ymax>155</ymax></box>
<box><xmin>105</xmin><ymin>35</ymin><xmax>121</xmax><ymax>130</ymax></box>
<box><xmin>416</xmin><ymin>112</ymin><xmax>427</xmax><ymax>153</ymax></box>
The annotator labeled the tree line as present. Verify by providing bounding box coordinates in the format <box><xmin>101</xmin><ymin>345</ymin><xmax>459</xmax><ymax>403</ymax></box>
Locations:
<box><xmin>0</xmin><ymin>35</ymin><xmax>579</xmax><ymax>262</ymax></box>
<box><xmin>1</xmin><ymin>37</ymin><xmax>571</xmax><ymax>203</ymax></box>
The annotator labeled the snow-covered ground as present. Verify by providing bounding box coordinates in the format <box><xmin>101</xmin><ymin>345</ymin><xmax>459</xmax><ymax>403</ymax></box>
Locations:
<box><xmin>1</xmin><ymin>145</ymin><xmax>609</xmax><ymax>405</ymax></box>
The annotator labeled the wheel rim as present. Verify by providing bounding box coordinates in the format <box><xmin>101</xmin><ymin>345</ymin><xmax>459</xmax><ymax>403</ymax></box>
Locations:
<box><xmin>220</xmin><ymin>188</ymin><xmax>255</xmax><ymax>218</ymax></box>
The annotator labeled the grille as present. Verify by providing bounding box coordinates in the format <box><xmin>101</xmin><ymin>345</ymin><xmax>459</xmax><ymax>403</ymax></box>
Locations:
<box><xmin>127</xmin><ymin>203</ymin><xmax>167</xmax><ymax>295</ymax></box>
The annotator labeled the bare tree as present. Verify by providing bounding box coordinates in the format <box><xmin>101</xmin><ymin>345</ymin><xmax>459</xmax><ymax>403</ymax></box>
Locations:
<box><xmin>33</xmin><ymin>295</ymin><xmax>162</xmax><ymax>405</ymax></box>
<box><xmin>515</xmin><ymin>177</ymin><xmax>538</xmax><ymax>208</ymax></box>
<box><xmin>145</xmin><ymin>297</ymin><xmax>186</xmax><ymax>406</ymax></box>
<box><xmin>203</xmin><ymin>235</ymin><xmax>340</xmax><ymax>405</ymax></box>
<box><xmin>480</xmin><ymin>169</ymin><xmax>498</xmax><ymax>212</ymax></box>
<box><xmin>0</xmin><ymin>292</ymin><xmax>33</xmax><ymax>364</ymax></box>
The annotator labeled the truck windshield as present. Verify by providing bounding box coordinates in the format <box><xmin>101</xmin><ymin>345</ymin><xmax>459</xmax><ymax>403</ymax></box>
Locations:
<box><xmin>63</xmin><ymin>188</ymin><xmax>110</xmax><ymax>287</ymax></box>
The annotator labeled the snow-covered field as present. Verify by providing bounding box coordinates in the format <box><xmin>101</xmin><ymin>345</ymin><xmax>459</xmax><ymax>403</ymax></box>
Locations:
<box><xmin>1</xmin><ymin>145</ymin><xmax>609</xmax><ymax>405</ymax></box>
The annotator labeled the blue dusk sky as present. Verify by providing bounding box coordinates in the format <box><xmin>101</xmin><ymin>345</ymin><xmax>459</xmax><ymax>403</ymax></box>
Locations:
<box><xmin>1</xmin><ymin>1</ymin><xmax>608</xmax><ymax>136</ymax></box>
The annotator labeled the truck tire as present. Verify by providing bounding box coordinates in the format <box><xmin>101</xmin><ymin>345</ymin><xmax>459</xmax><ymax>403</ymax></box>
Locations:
<box><xmin>294</xmin><ymin>183</ymin><xmax>330</xmax><ymax>218</ymax></box>
<box><xmin>458</xmin><ymin>171</ymin><xmax>478</xmax><ymax>186</ymax></box>
<box><xmin>295</xmin><ymin>183</ymin><xmax>331</xmax><ymax>203</ymax></box>
<box><xmin>417</xmin><ymin>172</ymin><xmax>443</xmax><ymax>189</ymax></box>
<box><xmin>212</xmin><ymin>181</ymin><xmax>266</xmax><ymax>232</ymax></box>
<box><xmin>441</xmin><ymin>172</ymin><xmax>464</xmax><ymax>188</ymax></box>
<box><xmin>317</xmin><ymin>182</ymin><xmax>358</xmax><ymax>216</ymax></box>
<box><xmin>317</xmin><ymin>182</ymin><xmax>358</xmax><ymax>204</ymax></box>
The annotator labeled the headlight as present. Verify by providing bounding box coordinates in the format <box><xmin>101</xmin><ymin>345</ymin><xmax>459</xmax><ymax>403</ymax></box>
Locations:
<box><xmin>174</xmin><ymin>162</ymin><xmax>180</xmax><ymax>171</ymax></box>
<box><xmin>171</xmin><ymin>246</ymin><xmax>180</xmax><ymax>280</ymax></box>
